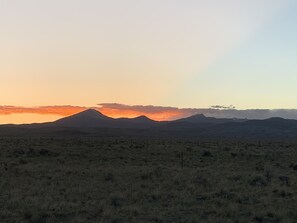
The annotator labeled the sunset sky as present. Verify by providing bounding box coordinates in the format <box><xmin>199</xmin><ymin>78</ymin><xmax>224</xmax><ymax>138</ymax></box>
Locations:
<box><xmin>1</xmin><ymin>0</ymin><xmax>297</xmax><ymax>124</ymax></box>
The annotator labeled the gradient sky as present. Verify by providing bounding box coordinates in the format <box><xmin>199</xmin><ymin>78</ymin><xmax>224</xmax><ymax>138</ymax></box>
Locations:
<box><xmin>1</xmin><ymin>0</ymin><xmax>297</xmax><ymax>123</ymax></box>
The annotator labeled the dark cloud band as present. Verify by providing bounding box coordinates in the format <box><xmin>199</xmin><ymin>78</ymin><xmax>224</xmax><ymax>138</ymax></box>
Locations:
<box><xmin>1</xmin><ymin>104</ymin><xmax>297</xmax><ymax>121</ymax></box>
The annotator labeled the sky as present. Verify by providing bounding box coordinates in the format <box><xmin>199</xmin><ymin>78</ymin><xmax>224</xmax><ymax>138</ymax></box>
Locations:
<box><xmin>0</xmin><ymin>0</ymin><xmax>297</xmax><ymax>123</ymax></box>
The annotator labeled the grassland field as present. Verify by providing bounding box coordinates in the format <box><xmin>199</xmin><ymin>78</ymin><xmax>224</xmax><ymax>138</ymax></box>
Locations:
<box><xmin>1</xmin><ymin>137</ymin><xmax>297</xmax><ymax>223</ymax></box>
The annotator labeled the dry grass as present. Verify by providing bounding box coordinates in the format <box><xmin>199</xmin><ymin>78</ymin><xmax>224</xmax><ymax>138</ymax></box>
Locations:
<box><xmin>1</xmin><ymin>137</ymin><xmax>297</xmax><ymax>222</ymax></box>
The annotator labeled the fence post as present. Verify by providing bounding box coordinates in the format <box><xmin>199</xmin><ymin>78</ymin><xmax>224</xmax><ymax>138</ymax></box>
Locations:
<box><xmin>181</xmin><ymin>152</ymin><xmax>184</xmax><ymax>169</ymax></box>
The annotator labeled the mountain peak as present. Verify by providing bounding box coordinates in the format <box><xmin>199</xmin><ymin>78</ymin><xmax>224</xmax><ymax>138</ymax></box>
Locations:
<box><xmin>191</xmin><ymin>114</ymin><xmax>207</xmax><ymax>118</ymax></box>
<box><xmin>134</xmin><ymin>115</ymin><xmax>152</xmax><ymax>120</ymax></box>
<box><xmin>72</xmin><ymin>109</ymin><xmax>113</xmax><ymax>120</ymax></box>
<box><xmin>78</xmin><ymin>109</ymin><xmax>105</xmax><ymax>117</ymax></box>
<box><xmin>53</xmin><ymin>109</ymin><xmax>113</xmax><ymax>127</ymax></box>
<box><xmin>182</xmin><ymin>114</ymin><xmax>207</xmax><ymax>121</ymax></box>
<box><xmin>131</xmin><ymin>115</ymin><xmax>156</xmax><ymax>123</ymax></box>
<box><xmin>173</xmin><ymin>113</ymin><xmax>218</xmax><ymax>124</ymax></box>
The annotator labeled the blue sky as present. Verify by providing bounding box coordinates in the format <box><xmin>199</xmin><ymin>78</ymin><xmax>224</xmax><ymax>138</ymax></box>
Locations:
<box><xmin>167</xmin><ymin>0</ymin><xmax>297</xmax><ymax>109</ymax></box>
<box><xmin>0</xmin><ymin>0</ymin><xmax>297</xmax><ymax>123</ymax></box>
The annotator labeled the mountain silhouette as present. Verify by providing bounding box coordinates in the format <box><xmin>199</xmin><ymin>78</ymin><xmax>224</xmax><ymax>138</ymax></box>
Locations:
<box><xmin>1</xmin><ymin>109</ymin><xmax>297</xmax><ymax>139</ymax></box>
<box><xmin>173</xmin><ymin>114</ymin><xmax>244</xmax><ymax>124</ymax></box>
<box><xmin>51</xmin><ymin>109</ymin><xmax>158</xmax><ymax>128</ymax></box>
<box><xmin>132</xmin><ymin>115</ymin><xmax>155</xmax><ymax>122</ymax></box>
<box><xmin>53</xmin><ymin>109</ymin><xmax>114</xmax><ymax>128</ymax></box>
<box><xmin>117</xmin><ymin>115</ymin><xmax>156</xmax><ymax>125</ymax></box>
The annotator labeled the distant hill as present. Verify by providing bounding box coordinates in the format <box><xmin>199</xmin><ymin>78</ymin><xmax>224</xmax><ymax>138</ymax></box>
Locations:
<box><xmin>1</xmin><ymin>109</ymin><xmax>297</xmax><ymax>139</ymax></box>
<box><xmin>52</xmin><ymin>109</ymin><xmax>114</xmax><ymax>128</ymax></box>
<box><xmin>175</xmin><ymin>114</ymin><xmax>245</xmax><ymax>124</ymax></box>
<box><xmin>51</xmin><ymin>109</ymin><xmax>159</xmax><ymax>129</ymax></box>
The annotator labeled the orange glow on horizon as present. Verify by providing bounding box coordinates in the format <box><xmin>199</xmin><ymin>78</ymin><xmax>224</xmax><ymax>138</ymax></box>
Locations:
<box><xmin>98</xmin><ymin>108</ymin><xmax>184</xmax><ymax>121</ymax></box>
<box><xmin>0</xmin><ymin>105</ymin><xmax>189</xmax><ymax>123</ymax></box>
<box><xmin>0</xmin><ymin>106</ymin><xmax>86</xmax><ymax>116</ymax></box>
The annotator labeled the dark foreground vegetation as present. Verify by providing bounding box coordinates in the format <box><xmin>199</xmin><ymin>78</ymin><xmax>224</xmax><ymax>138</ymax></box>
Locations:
<box><xmin>1</xmin><ymin>137</ymin><xmax>297</xmax><ymax>222</ymax></box>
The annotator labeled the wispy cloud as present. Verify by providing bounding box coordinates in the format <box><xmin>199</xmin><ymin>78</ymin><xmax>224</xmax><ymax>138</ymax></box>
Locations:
<box><xmin>97</xmin><ymin>104</ymin><xmax>297</xmax><ymax>120</ymax></box>
<box><xmin>98</xmin><ymin>103</ymin><xmax>195</xmax><ymax>120</ymax></box>
<box><xmin>1</xmin><ymin>104</ymin><xmax>297</xmax><ymax>121</ymax></box>
<box><xmin>0</xmin><ymin>106</ymin><xmax>87</xmax><ymax>116</ymax></box>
